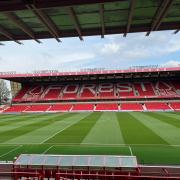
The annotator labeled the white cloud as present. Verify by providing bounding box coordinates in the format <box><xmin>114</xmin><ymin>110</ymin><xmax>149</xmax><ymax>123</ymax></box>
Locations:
<box><xmin>0</xmin><ymin>31</ymin><xmax>179</xmax><ymax>72</ymax></box>
<box><xmin>103</xmin><ymin>32</ymin><xmax>180</xmax><ymax>57</ymax></box>
<box><xmin>162</xmin><ymin>60</ymin><xmax>180</xmax><ymax>67</ymax></box>
<box><xmin>100</xmin><ymin>42</ymin><xmax>124</xmax><ymax>55</ymax></box>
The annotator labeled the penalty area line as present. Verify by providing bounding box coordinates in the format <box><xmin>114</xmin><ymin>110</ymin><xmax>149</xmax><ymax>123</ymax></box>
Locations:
<box><xmin>128</xmin><ymin>146</ymin><xmax>133</xmax><ymax>156</ymax></box>
<box><xmin>0</xmin><ymin>145</ymin><xmax>23</xmax><ymax>158</ymax></box>
<box><xmin>42</xmin><ymin>145</ymin><xmax>54</xmax><ymax>154</ymax></box>
<box><xmin>40</xmin><ymin>118</ymin><xmax>85</xmax><ymax>144</ymax></box>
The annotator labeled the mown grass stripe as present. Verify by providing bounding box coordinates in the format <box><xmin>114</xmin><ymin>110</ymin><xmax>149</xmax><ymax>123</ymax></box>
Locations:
<box><xmin>5</xmin><ymin>113</ymin><xmax>88</xmax><ymax>144</ymax></box>
<box><xmin>41</xmin><ymin>113</ymin><xmax>90</xmax><ymax>144</ymax></box>
<box><xmin>0</xmin><ymin>145</ymin><xmax>20</xmax><ymax>157</ymax></box>
<box><xmin>0</xmin><ymin>113</ymin><xmax>48</xmax><ymax>126</ymax></box>
<box><xmin>131</xmin><ymin>112</ymin><xmax>180</xmax><ymax>145</ymax></box>
<box><xmin>82</xmin><ymin>112</ymin><xmax>124</xmax><ymax>144</ymax></box>
<box><xmin>0</xmin><ymin>144</ymin><xmax>51</xmax><ymax>161</ymax></box>
<box><xmin>147</xmin><ymin>112</ymin><xmax>180</xmax><ymax>128</ymax></box>
<box><xmin>0</xmin><ymin>114</ymin><xmax>58</xmax><ymax>133</ymax></box>
<box><xmin>45</xmin><ymin>145</ymin><xmax>130</xmax><ymax>156</ymax></box>
<box><xmin>0</xmin><ymin>113</ymin><xmax>76</xmax><ymax>143</ymax></box>
<box><xmin>0</xmin><ymin>145</ymin><xmax>23</xmax><ymax>158</ymax></box>
<box><xmin>169</xmin><ymin>112</ymin><xmax>180</xmax><ymax>115</ymax></box>
<box><xmin>116</xmin><ymin>112</ymin><xmax>168</xmax><ymax>144</ymax></box>
<box><xmin>0</xmin><ymin>114</ymin><xmax>18</xmax><ymax>119</ymax></box>
<box><xmin>45</xmin><ymin>112</ymin><xmax>102</xmax><ymax>144</ymax></box>
<box><xmin>131</xmin><ymin>145</ymin><xmax>180</xmax><ymax>165</ymax></box>
<box><xmin>158</xmin><ymin>112</ymin><xmax>180</xmax><ymax>120</ymax></box>
<box><xmin>0</xmin><ymin>114</ymin><xmax>29</xmax><ymax>122</ymax></box>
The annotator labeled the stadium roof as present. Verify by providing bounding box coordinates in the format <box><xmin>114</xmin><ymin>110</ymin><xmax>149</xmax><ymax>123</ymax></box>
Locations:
<box><xmin>0</xmin><ymin>0</ymin><xmax>179</xmax><ymax>43</ymax></box>
<box><xmin>0</xmin><ymin>67</ymin><xmax>180</xmax><ymax>83</ymax></box>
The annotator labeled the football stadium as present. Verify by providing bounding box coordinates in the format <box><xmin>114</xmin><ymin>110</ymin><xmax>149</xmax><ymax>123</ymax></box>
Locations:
<box><xmin>0</xmin><ymin>0</ymin><xmax>180</xmax><ymax>179</ymax></box>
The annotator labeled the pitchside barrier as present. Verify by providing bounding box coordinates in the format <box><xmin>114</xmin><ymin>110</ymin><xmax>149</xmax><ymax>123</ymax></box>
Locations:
<box><xmin>0</xmin><ymin>154</ymin><xmax>180</xmax><ymax>179</ymax></box>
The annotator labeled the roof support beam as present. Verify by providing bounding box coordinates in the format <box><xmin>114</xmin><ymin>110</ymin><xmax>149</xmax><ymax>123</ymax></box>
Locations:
<box><xmin>0</xmin><ymin>22</ymin><xmax>179</xmax><ymax>41</ymax></box>
<box><xmin>124</xmin><ymin>0</ymin><xmax>137</xmax><ymax>37</ymax></box>
<box><xmin>154</xmin><ymin>0</ymin><xmax>174</xmax><ymax>31</ymax></box>
<box><xmin>66</xmin><ymin>7</ymin><xmax>83</xmax><ymax>41</ymax></box>
<box><xmin>3</xmin><ymin>12</ymin><xmax>41</xmax><ymax>43</ymax></box>
<box><xmin>174</xmin><ymin>29</ymin><xmax>179</xmax><ymax>34</ymax></box>
<box><xmin>26</xmin><ymin>4</ymin><xmax>61</xmax><ymax>42</ymax></box>
<box><xmin>99</xmin><ymin>4</ymin><xmax>105</xmax><ymax>38</ymax></box>
<box><xmin>0</xmin><ymin>0</ymin><xmax>126</xmax><ymax>12</ymax></box>
<box><xmin>0</xmin><ymin>25</ymin><xmax>22</xmax><ymax>44</ymax></box>
<box><xmin>146</xmin><ymin>0</ymin><xmax>174</xmax><ymax>36</ymax></box>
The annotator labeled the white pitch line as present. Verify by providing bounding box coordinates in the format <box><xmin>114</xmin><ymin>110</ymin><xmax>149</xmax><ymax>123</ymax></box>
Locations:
<box><xmin>42</xmin><ymin>145</ymin><xmax>54</xmax><ymax>154</ymax></box>
<box><xmin>0</xmin><ymin>145</ymin><xmax>23</xmax><ymax>158</ymax></box>
<box><xmin>1</xmin><ymin>143</ymin><xmax>180</xmax><ymax>147</ymax></box>
<box><xmin>40</xmin><ymin>118</ymin><xmax>84</xmax><ymax>144</ymax></box>
<box><xmin>128</xmin><ymin>146</ymin><xmax>133</xmax><ymax>156</ymax></box>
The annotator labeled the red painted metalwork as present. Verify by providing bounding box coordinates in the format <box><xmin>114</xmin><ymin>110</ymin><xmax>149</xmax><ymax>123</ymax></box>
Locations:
<box><xmin>0</xmin><ymin>161</ymin><xmax>180</xmax><ymax>179</ymax></box>
<box><xmin>0</xmin><ymin>67</ymin><xmax>179</xmax><ymax>79</ymax></box>
<box><xmin>56</xmin><ymin>171</ymin><xmax>180</xmax><ymax>179</ymax></box>
<box><xmin>0</xmin><ymin>171</ymin><xmax>42</xmax><ymax>179</ymax></box>
<box><xmin>10</xmin><ymin>166</ymin><xmax>180</xmax><ymax>180</ymax></box>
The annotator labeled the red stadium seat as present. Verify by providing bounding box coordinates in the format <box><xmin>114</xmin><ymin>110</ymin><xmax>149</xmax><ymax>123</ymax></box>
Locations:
<box><xmin>12</xmin><ymin>81</ymin><xmax>180</xmax><ymax>102</ymax></box>
<box><xmin>170</xmin><ymin>102</ymin><xmax>180</xmax><ymax>111</ymax></box>
<box><xmin>145</xmin><ymin>102</ymin><xmax>171</xmax><ymax>111</ymax></box>
<box><xmin>72</xmin><ymin>104</ymin><xmax>94</xmax><ymax>111</ymax></box>
<box><xmin>120</xmin><ymin>103</ymin><xmax>143</xmax><ymax>111</ymax></box>
<box><xmin>25</xmin><ymin>105</ymin><xmax>50</xmax><ymax>112</ymax></box>
<box><xmin>48</xmin><ymin>104</ymin><xmax>72</xmax><ymax>112</ymax></box>
<box><xmin>4</xmin><ymin>105</ymin><xmax>29</xmax><ymax>113</ymax></box>
<box><xmin>13</xmin><ymin>85</ymin><xmax>31</xmax><ymax>102</ymax></box>
<box><xmin>134</xmin><ymin>82</ymin><xmax>155</xmax><ymax>96</ymax></box>
<box><xmin>95</xmin><ymin>103</ymin><xmax>118</xmax><ymax>111</ymax></box>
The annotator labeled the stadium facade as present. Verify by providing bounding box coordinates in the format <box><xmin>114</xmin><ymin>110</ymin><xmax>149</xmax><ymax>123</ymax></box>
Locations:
<box><xmin>0</xmin><ymin>67</ymin><xmax>179</xmax><ymax>113</ymax></box>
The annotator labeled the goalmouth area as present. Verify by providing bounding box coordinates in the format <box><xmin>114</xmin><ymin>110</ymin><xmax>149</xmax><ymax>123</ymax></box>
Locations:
<box><xmin>0</xmin><ymin>112</ymin><xmax>179</xmax><ymax>165</ymax></box>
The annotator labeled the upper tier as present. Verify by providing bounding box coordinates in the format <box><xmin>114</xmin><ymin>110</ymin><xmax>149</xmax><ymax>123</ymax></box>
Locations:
<box><xmin>13</xmin><ymin>80</ymin><xmax>180</xmax><ymax>103</ymax></box>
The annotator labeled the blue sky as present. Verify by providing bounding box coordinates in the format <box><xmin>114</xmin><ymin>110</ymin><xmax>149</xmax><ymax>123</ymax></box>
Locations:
<box><xmin>0</xmin><ymin>30</ymin><xmax>179</xmax><ymax>73</ymax></box>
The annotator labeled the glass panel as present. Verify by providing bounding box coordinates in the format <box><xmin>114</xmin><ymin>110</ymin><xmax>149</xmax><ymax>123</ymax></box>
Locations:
<box><xmin>58</xmin><ymin>156</ymin><xmax>74</xmax><ymax>166</ymax></box>
<box><xmin>15</xmin><ymin>154</ymin><xmax>137</xmax><ymax>168</ymax></box>
<box><xmin>45</xmin><ymin>156</ymin><xmax>59</xmax><ymax>166</ymax></box>
<box><xmin>74</xmin><ymin>156</ymin><xmax>89</xmax><ymax>166</ymax></box>
<box><xmin>89</xmin><ymin>156</ymin><xmax>104</xmax><ymax>167</ymax></box>
<box><xmin>121</xmin><ymin>157</ymin><xmax>137</xmax><ymax>167</ymax></box>
<box><xmin>31</xmin><ymin>155</ymin><xmax>45</xmax><ymax>165</ymax></box>
<box><xmin>105</xmin><ymin>156</ymin><xmax>120</xmax><ymax>167</ymax></box>
<box><xmin>15</xmin><ymin>154</ymin><xmax>30</xmax><ymax>165</ymax></box>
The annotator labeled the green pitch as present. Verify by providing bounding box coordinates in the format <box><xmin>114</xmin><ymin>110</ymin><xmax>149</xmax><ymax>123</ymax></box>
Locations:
<box><xmin>0</xmin><ymin>112</ymin><xmax>179</xmax><ymax>165</ymax></box>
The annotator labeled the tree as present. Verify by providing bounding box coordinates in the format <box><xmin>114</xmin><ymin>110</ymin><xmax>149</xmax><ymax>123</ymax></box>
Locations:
<box><xmin>0</xmin><ymin>80</ymin><xmax>10</xmax><ymax>105</ymax></box>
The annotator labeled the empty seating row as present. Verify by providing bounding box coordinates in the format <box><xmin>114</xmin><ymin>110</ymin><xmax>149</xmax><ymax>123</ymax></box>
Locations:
<box><xmin>4</xmin><ymin>105</ymin><xmax>29</xmax><ymax>113</ymax></box>
<box><xmin>170</xmin><ymin>102</ymin><xmax>180</xmax><ymax>111</ymax></box>
<box><xmin>2</xmin><ymin>102</ymin><xmax>180</xmax><ymax>113</ymax></box>
<box><xmin>95</xmin><ymin>103</ymin><xmax>119</xmax><ymax>111</ymax></box>
<box><xmin>121</xmin><ymin>103</ymin><xmax>143</xmax><ymax>111</ymax></box>
<box><xmin>145</xmin><ymin>102</ymin><xmax>171</xmax><ymax>111</ymax></box>
<box><xmin>13</xmin><ymin>81</ymin><xmax>180</xmax><ymax>102</ymax></box>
